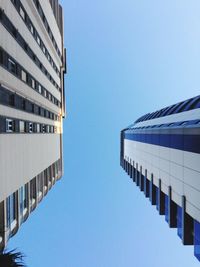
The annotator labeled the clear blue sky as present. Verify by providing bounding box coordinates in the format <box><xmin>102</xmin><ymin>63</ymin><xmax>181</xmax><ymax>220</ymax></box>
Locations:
<box><xmin>9</xmin><ymin>0</ymin><xmax>200</xmax><ymax>266</ymax></box>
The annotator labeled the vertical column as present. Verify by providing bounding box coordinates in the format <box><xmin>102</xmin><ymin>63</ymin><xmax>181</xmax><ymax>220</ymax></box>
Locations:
<box><xmin>150</xmin><ymin>174</ymin><xmax>156</xmax><ymax>205</ymax></box>
<box><xmin>158</xmin><ymin>179</ymin><xmax>165</xmax><ymax>215</ymax></box>
<box><xmin>144</xmin><ymin>169</ymin><xmax>150</xmax><ymax>198</ymax></box>
<box><xmin>168</xmin><ymin>186</ymin><xmax>177</xmax><ymax>228</ymax></box>
<box><xmin>182</xmin><ymin>196</ymin><xmax>193</xmax><ymax>245</ymax></box>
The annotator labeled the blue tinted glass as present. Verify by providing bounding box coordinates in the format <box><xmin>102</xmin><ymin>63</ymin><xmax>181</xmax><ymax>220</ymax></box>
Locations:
<box><xmin>177</xmin><ymin>206</ymin><xmax>182</xmax><ymax>239</ymax></box>
<box><xmin>194</xmin><ymin>220</ymin><xmax>200</xmax><ymax>261</ymax></box>
<box><xmin>165</xmin><ymin>195</ymin><xmax>169</xmax><ymax>222</ymax></box>
<box><xmin>156</xmin><ymin>187</ymin><xmax>159</xmax><ymax>211</ymax></box>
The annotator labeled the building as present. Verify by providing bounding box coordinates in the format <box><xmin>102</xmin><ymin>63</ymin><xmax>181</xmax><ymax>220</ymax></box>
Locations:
<box><xmin>0</xmin><ymin>0</ymin><xmax>66</xmax><ymax>249</ymax></box>
<box><xmin>120</xmin><ymin>95</ymin><xmax>200</xmax><ymax>261</ymax></box>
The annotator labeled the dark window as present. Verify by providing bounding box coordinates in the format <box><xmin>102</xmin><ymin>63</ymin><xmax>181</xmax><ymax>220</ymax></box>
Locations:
<box><xmin>8</xmin><ymin>58</ymin><xmax>17</xmax><ymax>74</ymax></box>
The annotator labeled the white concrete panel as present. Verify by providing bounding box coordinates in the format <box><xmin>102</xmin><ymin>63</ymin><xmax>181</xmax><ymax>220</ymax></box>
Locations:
<box><xmin>0</xmin><ymin>134</ymin><xmax>61</xmax><ymax>202</ymax></box>
<box><xmin>170</xmin><ymin>148</ymin><xmax>183</xmax><ymax>166</ymax></box>
<box><xmin>183</xmin><ymin>151</ymin><xmax>200</xmax><ymax>173</ymax></box>
<box><xmin>184</xmin><ymin>184</ymin><xmax>200</xmax><ymax>211</ymax></box>
<box><xmin>184</xmin><ymin>167</ymin><xmax>200</xmax><ymax>191</ymax></box>
<box><xmin>159</xmin><ymin>170</ymin><xmax>170</xmax><ymax>186</ymax></box>
<box><xmin>170</xmin><ymin>162</ymin><xmax>184</xmax><ymax>181</ymax></box>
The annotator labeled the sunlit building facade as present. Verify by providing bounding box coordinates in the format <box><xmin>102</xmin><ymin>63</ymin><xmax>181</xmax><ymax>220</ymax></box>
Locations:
<box><xmin>120</xmin><ymin>95</ymin><xmax>200</xmax><ymax>261</ymax></box>
<box><xmin>0</xmin><ymin>0</ymin><xmax>66</xmax><ymax>249</ymax></box>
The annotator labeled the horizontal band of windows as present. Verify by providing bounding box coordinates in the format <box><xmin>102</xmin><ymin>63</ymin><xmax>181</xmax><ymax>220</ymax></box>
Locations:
<box><xmin>0</xmin><ymin>47</ymin><xmax>61</xmax><ymax>108</ymax></box>
<box><xmin>0</xmin><ymin>116</ymin><xmax>58</xmax><ymax>134</ymax></box>
<box><xmin>32</xmin><ymin>0</ymin><xmax>62</xmax><ymax>61</ymax></box>
<box><xmin>128</xmin><ymin>119</ymin><xmax>200</xmax><ymax>131</ymax></box>
<box><xmin>0</xmin><ymin>8</ymin><xmax>61</xmax><ymax>91</ymax></box>
<box><xmin>135</xmin><ymin>96</ymin><xmax>200</xmax><ymax>124</ymax></box>
<box><xmin>0</xmin><ymin>85</ymin><xmax>59</xmax><ymax>121</ymax></box>
<box><xmin>124</xmin><ymin>133</ymin><xmax>200</xmax><ymax>154</ymax></box>
<box><xmin>10</xmin><ymin>0</ymin><xmax>60</xmax><ymax>78</ymax></box>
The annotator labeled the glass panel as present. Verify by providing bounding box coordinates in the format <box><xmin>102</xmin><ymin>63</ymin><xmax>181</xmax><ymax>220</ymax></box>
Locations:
<box><xmin>194</xmin><ymin>220</ymin><xmax>200</xmax><ymax>261</ymax></box>
<box><xmin>177</xmin><ymin>206</ymin><xmax>182</xmax><ymax>239</ymax></box>
<box><xmin>165</xmin><ymin>195</ymin><xmax>169</xmax><ymax>222</ymax></box>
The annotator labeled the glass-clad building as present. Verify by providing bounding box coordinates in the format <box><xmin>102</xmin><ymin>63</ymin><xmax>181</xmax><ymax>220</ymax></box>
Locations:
<box><xmin>120</xmin><ymin>95</ymin><xmax>200</xmax><ymax>261</ymax></box>
<box><xmin>0</xmin><ymin>0</ymin><xmax>66</xmax><ymax>250</ymax></box>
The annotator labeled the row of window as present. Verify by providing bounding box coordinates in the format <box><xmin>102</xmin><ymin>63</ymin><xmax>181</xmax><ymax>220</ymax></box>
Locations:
<box><xmin>0</xmin><ymin>47</ymin><xmax>61</xmax><ymax>108</ymax></box>
<box><xmin>0</xmin><ymin>8</ymin><xmax>61</xmax><ymax>91</ymax></box>
<box><xmin>32</xmin><ymin>0</ymin><xmax>62</xmax><ymax>61</ymax></box>
<box><xmin>135</xmin><ymin>95</ymin><xmax>200</xmax><ymax>123</ymax></box>
<box><xmin>0</xmin><ymin>85</ymin><xmax>59</xmax><ymax>121</ymax></box>
<box><xmin>128</xmin><ymin>119</ymin><xmax>200</xmax><ymax>131</ymax></box>
<box><xmin>6</xmin><ymin>159</ymin><xmax>61</xmax><ymax>236</ymax></box>
<box><xmin>0</xmin><ymin>116</ymin><xmax>58</xmax><ymax>134</ymax></box>
<box><xmin>10</xmin><ymin>0</ymin><xmax>60</xmax><ymax>78</ymax></box>
<box><xmin>122</xmin><ymin>158</ymin><xmax>199</xmax><ymax>261</ymax></box>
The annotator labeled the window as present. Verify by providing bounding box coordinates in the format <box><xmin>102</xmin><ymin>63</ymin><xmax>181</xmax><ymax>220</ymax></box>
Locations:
<box><xmin>19</xmin><ymin>121</ymin><xmax>25</xmax><ymax>132</ymax></box>
<box><xmin>42</xmin><ymin>46</ymin><xmax>46</xmax><ymax>54</ymax></box>
<box><xmin>6</xmin><ymin>192</ymin><xmax>17</xmax><ymax>229</ymax></box>
<box><xmin>37</xmin><ymin>35</ymin><xmax>41</xmax><ymax>45</ymax></box>
<box><xmin>6</xmin><ymin>119</ymin><xmax>14</xmax><ymax>132</ymax></box>
<box><xmin>31</xmin><ymin>78</ymin><xmax>35</xmax><ymax>89</ymax></box>
<box><xmin>21</xmin><ymin>70</ymin><xmax>27</xmax><ymax>82</ymax></box>
<box><xmin>42</xmin><ymin>124</ymin><xmax>45</xmax><ymax>133</ymax></box>
<box><xmin>19</xmin><ymin>7</ymin><xmax>25</xmax><ymax>20</ymax></box>
<box><xmin>38</xmin><ymin>84</ymin><xmax>42</xmax><ymax>94</ymax></box>
<box><xmin>19</xmin><ymin>184</ymin><xmax>28</xmax><ymax>215</ymax></box>
<box><xmin>30</xmin><ymin>178</ymin><xmax>36</xmax><ymax>207</ymax></box>
<box><xmin>29</xmin><ymin>122</ymin><xmax>33</xmax><ymax>133</ymax></box>
<box><xmin>8</xmin><ymin>58</ymin><xmax>16</xmax><ymax>74</ymax></box>
<box><xmin>37</xmin><ymin>123</ymin><xmax>40</xmax><ymax>133</ymax></box>
<box><xmin>8</xmin><ymin>94</ymin><xmax>15</xmax><ymax>106</ymax></box>
<box><xmin>43</xmin><ymin>89</ymin><xmax>47</xmax><ymax>97</ymax></box>
<box><xmin>29</xmin><ymin>23</ymin><xmax>34</xmax><ymax>35</ymax></box>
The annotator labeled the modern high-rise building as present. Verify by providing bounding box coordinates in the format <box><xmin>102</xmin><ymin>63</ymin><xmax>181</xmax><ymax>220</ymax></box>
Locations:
<box><xmin>0</xmin><ymin>0</ymin><xmax>66</xmax><ymax>249</ymax></box>
<box><xmin>120</xmin><ymin>95</ymin><xmax>200</xmax><ymax>261</ymax></box>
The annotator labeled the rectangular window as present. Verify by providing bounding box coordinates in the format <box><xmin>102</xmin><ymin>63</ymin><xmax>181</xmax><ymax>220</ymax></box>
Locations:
<box><xmin>30</xmin><ymin>178</ymin><xmax>36</xmax><ymax>206</ymax></box>
<box><xmin>19</xmin><ymin>7</ymin><xmax>25</xmax><ymax>20</ymax></box>
<box><xmin>21</xmin><ymin>70</ymin><xmax>27</xmax><ymax>82</ymax></box>
<box><xmin>38</xmin><ymin>84</ymin><xmax>42</xmax><ymax>94</ymax></box>
<box><xmin>8</xmin><ymin>58</ymin><xmax>16</xmax><ymax>74</ymax></box>
<box><xmin>6</xmin><ymin>192</ymin><xmax>16</xmax><ymax>229</ymax></box>
<box><xmin>19</xmin><ymin>184</ymin><xmax>28</xmax><ymax>215</ymax></box>
<box><xmin>29</xmin><ymin>122</ymin><xmax>33</xmax><ymax>133</ymax></box>
<box><xmin>37</xmin><ymin>35</ymin><xmax>41</xmax><ymax>45</ymax></box>
<box><xmin>42</xmin><ymin>124</ymin><xmax>45</xmax><ymax>133</ymax></box>
<box><xmin>31</xmin><ymin>78</ymin><xmax>35</xmax><ymax>89</ymax></box>
<box><xmin>19</xmin><ymin>121</ymin><xmax>25</xmax><ymax>132</ymax></box>
<box><xmin>6</xmin><ymin>119</ymin><xmax>14</xmax><ymax>132</ymax></box>
<box><xmin>29</xmin><ymin>23</ymin><xmax>34</xmax><ymax>35</ymax></box>
<box><xmin>37</xmin><ymin>123</ymin><xmax>40</xmax><ymax>133</ymax></box>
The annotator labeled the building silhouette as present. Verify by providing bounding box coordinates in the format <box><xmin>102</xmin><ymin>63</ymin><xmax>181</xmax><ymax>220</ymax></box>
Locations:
<box><xmin>120</xmin><ymin>95</ymin><xmax>200</xmax><ymax>261</ymax></box>
<box><xmin>0</xmin><ymin>0</ymin><xmax>66</xmax><ymax>249</ymax></box>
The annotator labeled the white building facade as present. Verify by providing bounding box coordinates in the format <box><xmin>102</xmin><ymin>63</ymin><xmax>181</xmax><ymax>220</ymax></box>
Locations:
<box><xmin>0</xmin><ymin>0</ymin><xmax>66</xmax><ymax>249</ymax></box>
<box><xmin>120</xmin><ymin>95</ymin><xmax>200</xmax><ymax>261</ymax></box>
